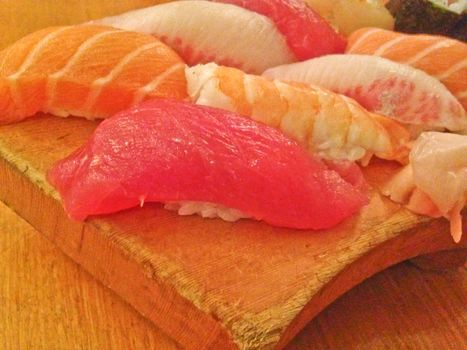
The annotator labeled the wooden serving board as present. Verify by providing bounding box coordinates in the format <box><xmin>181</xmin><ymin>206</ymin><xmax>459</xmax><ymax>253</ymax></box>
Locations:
<box><xmin>0</xmin><ymin>115</ymin><xmax>465</xmax><ymax>349</ymax></box>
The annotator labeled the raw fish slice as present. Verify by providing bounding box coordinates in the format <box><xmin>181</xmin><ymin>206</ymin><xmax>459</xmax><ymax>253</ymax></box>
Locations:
<box><xmin>48</xmin><ymin>99</ymin><xmax>368</xmax><ymax>230</ymax></box>
<box><xmin>186</xmin><ymin>63</ymin><xmax>410</xmax><ymax>163</ymax></box>
<box><xmin>214</xmin><ymin>0</ymin><xmax>346</xmax><ymax>59</ymax></box>
<box><xmin>264</xmin><ymin>54</ymin><xmax>467</xmax><ymax>132</ymax></box>
<box><xmin>347</xmin><ymin>28</ymin><xmax>467</xmax><ymax>109</ymax></box>
<box><xmin>305</xmin><ymin>0</ymin><xmax>395</xmax><ymax>36</ymax></box>
<box><xmin>384</xmin><ymin>132</ymin><xmax>467</xmax><ymax>242</ymax></box>
<box><xmin>92</xmin><ymin>1</ymin><xmax>295</xmax><ymax>74</ymax></box>
<box><xmin>0</xmin><ymin>25</ymin><xmax>187</xmax><ymax>124</ymax></box>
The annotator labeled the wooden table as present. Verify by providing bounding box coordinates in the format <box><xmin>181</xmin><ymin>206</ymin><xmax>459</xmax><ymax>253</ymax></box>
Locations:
<box><xmin>1</xmin><ymin>1</ymin><xmax>466</xmax><ymax>348</ymax></box>
<box><xmin>1</xmin><ymin>200</ymin><xmax>465</xmax><ymax>349</ymax></box>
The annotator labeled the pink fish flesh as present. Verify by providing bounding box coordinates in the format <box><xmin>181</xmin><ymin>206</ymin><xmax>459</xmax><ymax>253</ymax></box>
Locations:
<box><xmin>214</xmin><ymin>0</ymin><xmax>346</xmax><ymax>60</ymax></box>
<box><xmin>48</xmin><ymin>99</ymin><xmax>368</xmax><ymax>229</ymax></box>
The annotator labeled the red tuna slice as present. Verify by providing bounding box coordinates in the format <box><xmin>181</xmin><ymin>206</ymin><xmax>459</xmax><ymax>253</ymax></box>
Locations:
<box><xmin>214</xmin><ymin>0</ymin><xmax>347</xmax><ymax>60</ymax></box>
<box><xmin>48</xmin><ymin>99</ymin><xmax>368</xmax><ymax>230</ymax></box>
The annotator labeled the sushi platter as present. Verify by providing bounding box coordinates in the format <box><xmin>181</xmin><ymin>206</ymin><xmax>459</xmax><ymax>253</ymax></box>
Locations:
<box><xmin>1</xmin><ymin>0</ymin><xmax>466</xmax><ymax>349</ymax></box>
<box><xmin>0</xmin><ymin>116</ymin><xmax>464</xmax><ymax>349</ymax></box>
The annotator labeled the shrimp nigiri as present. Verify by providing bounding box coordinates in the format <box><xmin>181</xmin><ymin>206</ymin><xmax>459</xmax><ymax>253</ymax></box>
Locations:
<box><xmin>48</xmin><ymin>99</ymin><xmax>368</xmax><ymax>229</ymax></box>
<box><xmin>0</xmin><ymin>25</ymin><xmax>187</xmax><ymax>124</ymax></box>
<box><xmin>347</xmin><ymin>28</ymin><xmax>467</xmax><ymax>109</ymax></box>
<box><xmin>264</xmin><ymin>54</ymin><xmax>467</xmax><ymax>132</ymax></box>
<box><xmin>186</xmin><ymin>63</ymin><xmax>410</xmax><ymax>163</ymax></box>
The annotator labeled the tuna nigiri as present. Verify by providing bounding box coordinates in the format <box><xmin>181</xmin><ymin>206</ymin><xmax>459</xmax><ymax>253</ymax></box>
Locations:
<box><xmin>383</xmin><ymin>132</ymin><xmax>467</xmax><ymax>242</ymax></box>
<box><xmin>186</xmin><ymin>63</ymin><xmax>410</xmax><ymax>163</ymax></box>
<box><xmin>264</xmin><ymin>54</ymin><xmax>467</xmax><ymax>132</ymax></box>
<box><xmin>213</xmin><ymin>0</ymin><xmax>346</xmax><ymax>60</ymax></box>
<box><xmin>48</xmin><ymin>99</ymin><xmax>368</xmax><ymax>229</ymax></box>
<box><xmin>92</xmin><ymin>0</ymin><xmax>345</xmax><ymax>74</ymax></box>
<box><xmin>0</xmin><ymin>25</ymin><xmax>187</xmax><ymax>124</ymax></box>
<box><xmin>347</xmin><ymin>28</ymin><xmax>467</xmax><ymax>109</ymax></box>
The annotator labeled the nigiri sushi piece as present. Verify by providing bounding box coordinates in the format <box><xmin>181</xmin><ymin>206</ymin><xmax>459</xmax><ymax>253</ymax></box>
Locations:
<box><xmin>213</xmin><ymin>0</ymin><xmax>346</xmax><ymax>60</ymax></box>
<box><xmin>305</xmin><ymin>0</ymin><xmax>395</xmax><ymax>36</ymax></box>
<box><xmin>0</xmin><ymin>25</ymin><xmax>187</xmax><ymax>124</ymax></box>
<box><xmin>383</xmin><ymin>132</ymin><xmax>467</xmax><ymax>242</ymax></box>
<box><xmin>48</xmin><ymin>99</ymin><xmax>368</xmax><ymax>229</ymax></box>
<box><xmin>186</xmin><ymin>63</ymin><xmax>410</xmax><ymax>163</ymax></box>
<box><xmin>91</xmin><ymin>1</ymin><xmax>295</xmax><ymax>74</ymax></box>
<box><xmin>264</xmin><ymin>54</ymin><xmax>467</xmax><ymax>132</ymax></box>
<box><xmin>347</xmin><ymin>28</ymin><xmax>467</xmax><ymax>109</ymax></box>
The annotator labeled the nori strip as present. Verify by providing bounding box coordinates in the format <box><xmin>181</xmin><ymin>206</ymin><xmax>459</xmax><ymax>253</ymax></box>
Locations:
<box><xmin>386</xmin><ymin>0</ymin><xmax>466</xmax><ymax>41</ymax></box>
<box><xmin>449</xmin><ymin>15</ymin><xmax>466</xmax><ymax>41</ymax></box>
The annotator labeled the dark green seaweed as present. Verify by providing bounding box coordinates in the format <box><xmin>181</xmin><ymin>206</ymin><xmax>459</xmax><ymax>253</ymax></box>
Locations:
<box><xmin>386</xmin><ymin>0</ymin><xmax>466</xmax><ymax>41</ymax></box>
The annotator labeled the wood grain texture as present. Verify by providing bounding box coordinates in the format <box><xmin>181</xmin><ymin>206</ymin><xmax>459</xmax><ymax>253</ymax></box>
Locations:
<box><xmin>0</xmin><ymin>201</ymin><xmax>180</xmax><ymax>350</ymax></box>
<box><xmin>289</xmin><ymin>262</ymin><xmax>467</xmax><ymax>350</ymax></box>
<box><xmin>0</xmin><ymin>115</ymin><xmax>465</xmax><ymax>349</ymax></box>
<box><xmin>1</xmin><ymin>200</ymin><xmax>466</xmax><ymax>350</ymax></box>
<box><xmin>410</xmin><ymin>250</ymin><xmax>467</xmax><ymax>271</ymax></box>
<box><xmin>0</xmin><ymin>0</ymin><xmax>173</xmax><ymax>49</ymax></box>
<box><xmin>1</xmin><ymin>2</ymin><xmax>466</xmax><ymax>349</ymax></box>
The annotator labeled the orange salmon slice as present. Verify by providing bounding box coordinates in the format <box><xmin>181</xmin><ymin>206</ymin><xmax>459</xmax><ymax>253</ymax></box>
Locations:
<box><xmin>0</xmin><ymin>25</ymin><xmax>187</xmax><ymax>123</ymax></box>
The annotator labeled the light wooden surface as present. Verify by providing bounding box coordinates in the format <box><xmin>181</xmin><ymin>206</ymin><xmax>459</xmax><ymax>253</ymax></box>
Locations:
<box><xmin>1</xmin><ymin>200</ymin><xmax>466</xmax><ymax>350</ymax></box>
<box><xmin>0</xmin><ymin>114</ymin><xmax>465</xmax><ymax>349</ymax></box>
<box><xmin>1</xmin><ymin>3</ymin><xmax>466</xmax><ymax>348</ymax></box>
<box><xmin>0</xmin><ymin>201</ymin><xmax>180</xmax><ymax>350</ymax></box>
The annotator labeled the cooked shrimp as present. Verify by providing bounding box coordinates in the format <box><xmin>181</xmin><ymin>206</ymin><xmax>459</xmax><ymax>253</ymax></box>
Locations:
<box><xmin>186</xmin><ymin>63</ymin><xmax>410</xmax><ymax>163</ymax></box>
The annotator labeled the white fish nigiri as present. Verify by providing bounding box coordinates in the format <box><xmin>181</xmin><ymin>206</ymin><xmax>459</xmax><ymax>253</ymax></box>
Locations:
<box><xmin>92</xmin><ymin>0</ymin><xmax>296</xmax><ymax>74</ymax></box>
<box><xmin>384</xmin><ymin>132</ymin><xmax>467</xmax><ymax>242</ymax></box>
<box><xmin>264</xmin><ymin>54</ymin><xmax>467</xmax><ymax>132</ymax></box>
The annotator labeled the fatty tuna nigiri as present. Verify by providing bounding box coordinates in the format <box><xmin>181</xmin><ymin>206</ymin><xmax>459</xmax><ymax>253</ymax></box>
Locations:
<box><xmin>347</xmin><ymin>28</ymin><xmax>467</xmax><ymax>109</ymax></box>
<box><xmin>264</xmin><ymin>54</ymin><xmax>467</xmax><ymax>132</ymax></box>
<box><xmin>384</xmin><ymin>132</ymin><xmax>467</xmax><ymax>242</ymax></box>
<box><xmin>48</xmin><ymin>99</ymin><xmax>368</xmax><ymax>230</ymax></box>
<box><xmin>186</xmin><ymin>63</ymin><xmax>410</xmax><ymax>163</ymax></box>
<box><xmin>0</xmin><ymin>25</ymin><xmax>187</xmax><ymax>124</ymax></box>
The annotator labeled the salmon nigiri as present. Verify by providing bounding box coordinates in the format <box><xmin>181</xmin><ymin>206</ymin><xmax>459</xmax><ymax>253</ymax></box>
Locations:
<box><xmin>264</xmin><ymin>54</ymin><xmax>467</xmax><ymax>132</ymax></box>
<box><xmin>347</xmin><ymin>28</ymin><xmax>467</xmax><ymax>109</ymax></box>
<box><xmin>186</xmin><ymin>63</ymin><xmax>410</xmax><ymax>163</ymax></box>
<box><xmin>48</xmin><ymin>99</ymin><xmax>368</xmax><ymax>229</ymax></box>
<box><xmin>0</xmin><ymin>25</ymin><xmax>187</xmax><ymax>124</ymax></box>
<box><xmin>92</xmin><ymin>0</ymin><xmax>345</xmax><ymax>74</ymax></box>
<box><xmin>383</xmin><ymin>132</ymin><xmax>467</xmax><ymax>243</ymax></box>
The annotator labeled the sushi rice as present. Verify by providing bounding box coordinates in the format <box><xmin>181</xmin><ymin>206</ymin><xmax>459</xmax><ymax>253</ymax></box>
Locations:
<box><xmin>164</xmin><ymin>201</ymin><xmax>251</xmax><ymax>222</ymax></box>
